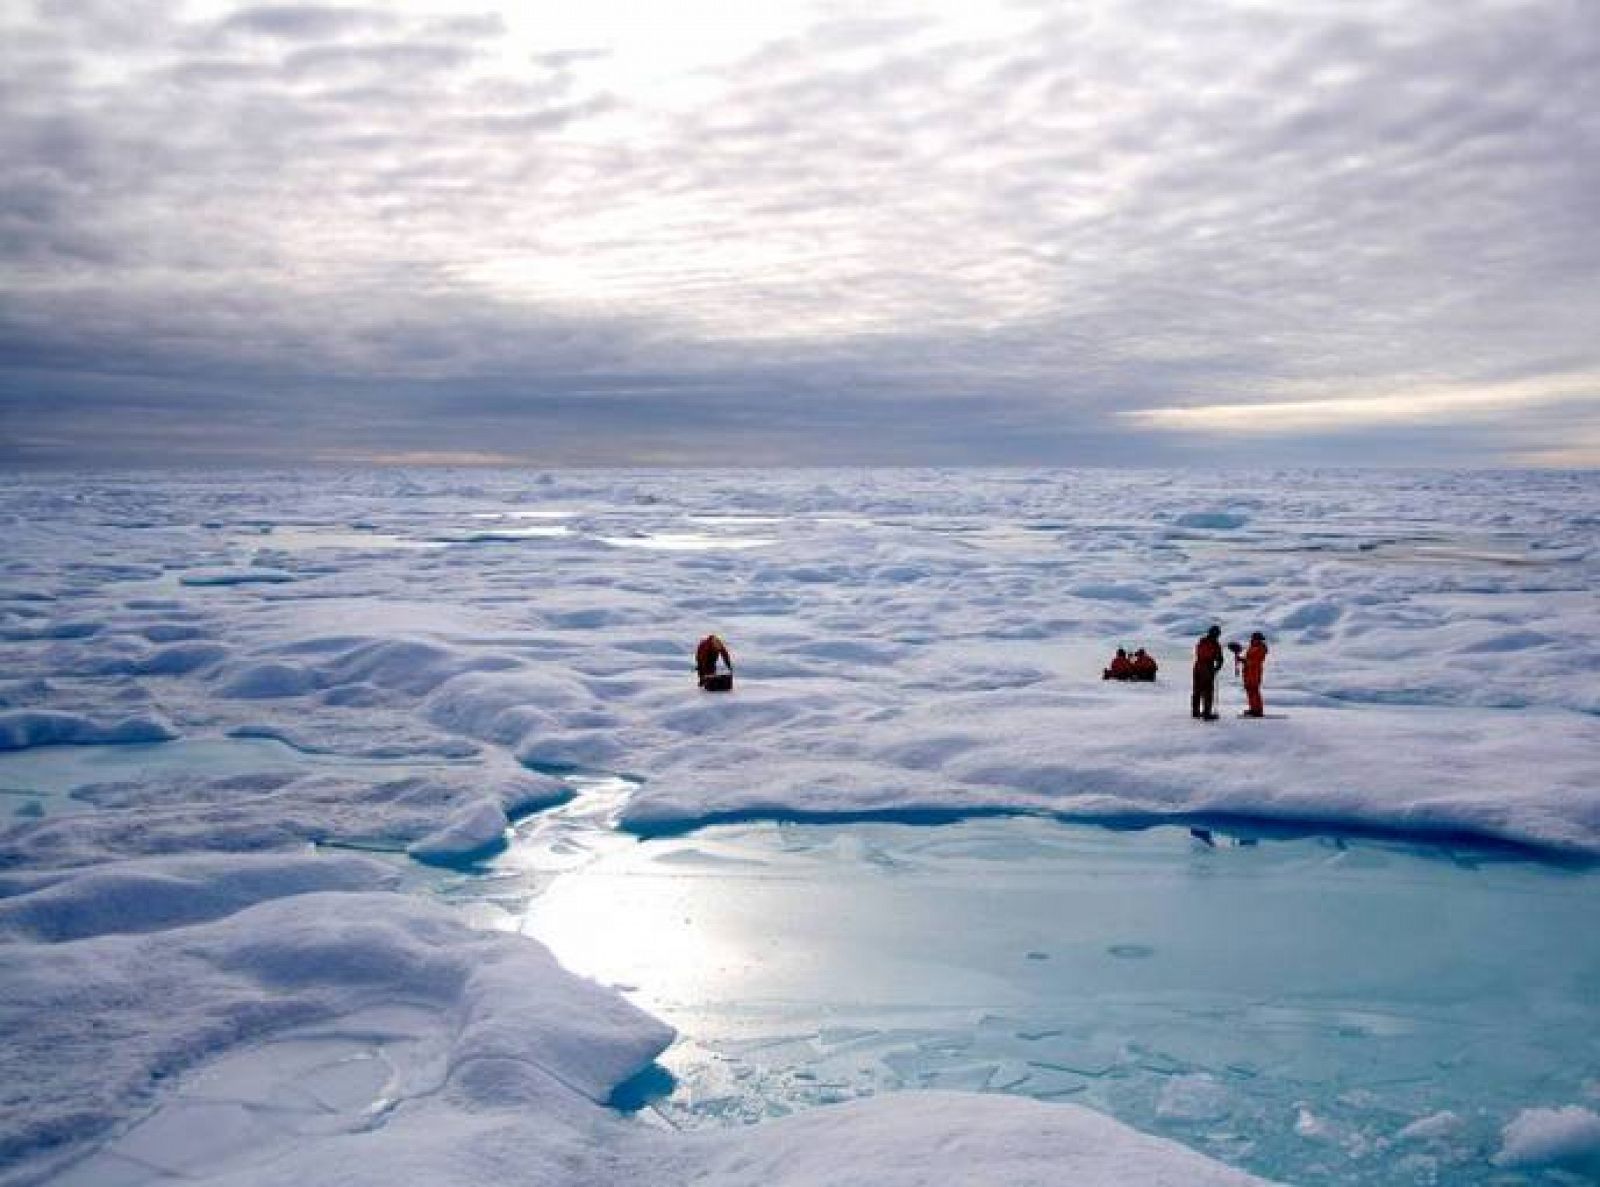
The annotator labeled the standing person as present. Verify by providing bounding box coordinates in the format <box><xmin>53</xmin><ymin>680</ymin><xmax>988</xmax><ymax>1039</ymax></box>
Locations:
<box><xmin>695</xmin><ymin>633</ymin><xmax>733</xmax><ymax>689</ymax></box>
<box><xmin>1191</xmin><ymin>625</ymin><xmax>1224</xmax><ymax>720</ymax></box>
<box><xmin>1242</xmin><ymin>631</ymin><xmax>1269</xmax><ymax>717</ymax></box>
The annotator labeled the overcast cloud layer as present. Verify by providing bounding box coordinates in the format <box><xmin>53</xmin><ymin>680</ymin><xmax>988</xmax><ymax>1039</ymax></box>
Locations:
<box><xmin>2</xmin><ymin>0</ymin><xmax>1597</xmax><ymax>466</ymax></box>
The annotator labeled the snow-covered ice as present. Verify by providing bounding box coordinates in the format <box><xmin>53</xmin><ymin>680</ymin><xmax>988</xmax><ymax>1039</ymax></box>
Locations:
<box><xmin>406</xmin><ymin>797</ymin><xmax>512</xmax><ymax>866</ymax></box>
<box><xmin>4</xmin><ymin>888</ymin><xmax>673</xmax><ymax>1186</ymax></box>
<box><xmin>1</xmin><ymin>467</ymin><xmax>1596</xmax><ymax>1186</ymax></box>
<box><xmin>1494</xmin><ymin>1106</ymin><xmax>1600</xmax><ymax>1173</ymax></box>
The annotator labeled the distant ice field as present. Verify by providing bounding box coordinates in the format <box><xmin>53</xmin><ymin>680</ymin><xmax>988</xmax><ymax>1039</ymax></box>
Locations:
<box><xmin>1</xmin><ymin>468</ymin><xmax>1596</xmax><ymax>1187</ymax></box>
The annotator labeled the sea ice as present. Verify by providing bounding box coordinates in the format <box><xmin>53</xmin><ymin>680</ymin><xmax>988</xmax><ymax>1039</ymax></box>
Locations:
<box><xmin>1</xmin><ymin>467</ymin><xmax>1594</xmax><ymax>1187</ymax></box>
<box><xmin>0</xmin><ymin>710</ymin><xmax>174</xmax><ymax>752</ymax></box>
<box><xmin>1</xmin><ymin>889</ymin><xmax>673</xmax><ymax>1185</ymax></box>
<box><xmin>1494</xmin><ymin>1105</ymin><xmax>1600</xmax><ymax>1171</ymax></box>
<box><xmin>406</xmin><ymin>797</ymin><xmax>512</xmax><ymax>865</ymax></box>
<box><xmin>1157</xmin><ymin>1073</ymin><xmax>1232</xmax><ymax>1123</ymax></box>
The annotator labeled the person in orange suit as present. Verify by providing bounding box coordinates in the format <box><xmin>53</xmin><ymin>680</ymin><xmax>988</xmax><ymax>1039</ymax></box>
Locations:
<box><xmin>1131</xmin><ymin>648</ymin><xmax>1158</xmax><ymax>680</ymax></box>
<box><xmin>1104</xmin><ymin>648</ymin><xmax>1134</xmax><ymax>680</ymax></box>
<box><xmin>1192</xmin><ymin>625</ymin><xmax>1224</xmax><ymax>719</ymax></box>
<box><xmin>1242</xmin><ymin>631</ymin><xmax>1270</xmax><ymax>717</ymax></box>
<box><xmin>695</xmin><ymin>634</ymin><xmax>733</xmax><ymax>688</ymax></box>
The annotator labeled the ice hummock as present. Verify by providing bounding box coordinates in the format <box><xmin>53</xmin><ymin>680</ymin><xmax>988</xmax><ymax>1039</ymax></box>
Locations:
<box><xmin>1494</xmin><ymin>1105</ymin><xmax>1600</xmax><ymax>1173</ymax></box>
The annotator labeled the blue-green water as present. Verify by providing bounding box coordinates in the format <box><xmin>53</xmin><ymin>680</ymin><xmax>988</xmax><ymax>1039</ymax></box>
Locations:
<box><xmin>493</xmin><ymin>800</ymin><xmax>1600</xmax><ymax>1186</ymax></box>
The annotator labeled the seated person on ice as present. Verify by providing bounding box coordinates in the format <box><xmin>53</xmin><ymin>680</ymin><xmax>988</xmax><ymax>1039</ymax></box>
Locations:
<box><xmin>1104</xmin><ymin>647</ymin><xmax>1158</xmax><ymax>681</ymax></box>
<box><xmin>1103</xmin><ymin>648</ymin><xmax>1134</xmax><ymax>680</ymax></box>
<box><xmin>695</xmin><ymin>633</ymin><xmax>734</xmax><ymax>691</ymax></box>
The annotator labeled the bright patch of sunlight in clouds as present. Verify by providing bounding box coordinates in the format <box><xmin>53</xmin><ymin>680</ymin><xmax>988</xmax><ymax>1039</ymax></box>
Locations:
<box><xmin>1125</xmin><ymin>373</ymin><xmax>1600</xmax><ymax>435</ymax></box>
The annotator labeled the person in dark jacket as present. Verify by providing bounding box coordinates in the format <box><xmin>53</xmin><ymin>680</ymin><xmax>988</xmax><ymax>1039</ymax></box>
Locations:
<box><xmin>1191</xmin><ymin>625</ymin><xmax>1224</xmax><ymax>720</ymax></box>
<box><xmin>695</xmin><ymin>634</ymin><xmax>733</xmax><ymax>689</ymax></box>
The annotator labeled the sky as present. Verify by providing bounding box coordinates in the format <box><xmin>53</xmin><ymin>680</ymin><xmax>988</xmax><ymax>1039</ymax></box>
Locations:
<box><xmin>1</xmin><ymin>0</ymin><xmax>1597</xmax><ymax>468</ymax></box>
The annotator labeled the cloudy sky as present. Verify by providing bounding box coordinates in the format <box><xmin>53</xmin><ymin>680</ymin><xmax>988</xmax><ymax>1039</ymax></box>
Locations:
<box><xmin>2</xmin><ymin>0</ymin><xmax>1596</xmax><ymax>467</ymax></box>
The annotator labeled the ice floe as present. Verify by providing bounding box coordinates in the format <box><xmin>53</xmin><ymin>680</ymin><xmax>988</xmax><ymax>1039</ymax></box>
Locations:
<box><xmin>1</xmin><ymin>890</ymin><xmax>673</xmax><ymax>1184</ymax></box>
<box><xmin>1</xmin><ymin>467</ymin><xmax>1595</xmax><ymax>1186</ymax></box>
<box><xmin>1494</xmin><ymin>1105</ymin><xmax>1600</xmax><ymax>1172</ymax></box>
<box><xmin>0</xmin><ymin>710</ymin><xmax>175</xmax><ymax>752</ymax></box>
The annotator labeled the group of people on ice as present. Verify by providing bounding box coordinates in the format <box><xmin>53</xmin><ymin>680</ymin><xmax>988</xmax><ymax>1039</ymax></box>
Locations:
<box><xmin>1188</xmin><ymin>625</ymin><xmax>1271</xmax><ymax>718</ymax></box>
<box><xmin>1102</xmin><ymin>648</ymin><xmax>1159</xmax><ymax>681</ymax></box>
<box><xmin>699</xmin><ymin>626</ymin><xmax>1271</xmax><ymax>716</ymax></box>
<box><xmin>1101</xmin><ymin>627</ymin><xmax>1270</xmax><ymax>716</ymax></box>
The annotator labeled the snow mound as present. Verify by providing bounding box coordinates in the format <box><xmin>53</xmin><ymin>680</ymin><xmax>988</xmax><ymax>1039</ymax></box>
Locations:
<box><xmin>0</xmin><ymin>710</ymin><xmax>175</xmax><ymax>751</ymax></box>
<box><xmin>218</xmin><ymin>661</ymin><xmax>318</xmax><ymax>698</ymax></box>
<box><xmin>426</xmin><ymin>670</ymin><xmax>591</xmax><ymax>744</ymax></box>
<box><xmin>672</xmin><ymin>1092</ymin><xmax>1274</xmax><ymax>1185</ymax></box>
<box><xmin>320</xmin><ymin>637</ymin><xmax>522</xmax><ymax>697</ymax></box>
<box><xmin>0</xmin><ymin>890</ymin><xmax>674</xmax><ymax>1180</ymax></box>
<box><xmin>1396</xmin><ymin>1110</ymin><xmax>1465</xmax><ymax>1144</ymax></box>
<box><xmin>0</xmin><ymin>765</ymin><xmax>566</xmax><ymax>869</ymax></box>
<box><xmin>133</xmin><ymin>641</ymin><xmax>230</xmax><ymax>675</ymax></box>
<box><xmin>407</xmin><ymin>798</ymin><xmax>511</xmax><ymax>865</ymax></box>
<box><xmin>0</xmin><ymin>852</ymin><xmax>396</xmax><ymax>942</ymax></box>
<box><xmin>1494</xmin><ymin>1104</ymin><xmax>1600</xmax><ymax>1171</ymax></box>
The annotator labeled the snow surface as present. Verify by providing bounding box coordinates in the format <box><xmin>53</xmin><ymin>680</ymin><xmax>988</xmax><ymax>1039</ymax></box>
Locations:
<box><xmin>3</xmin><ymin>888</ymin><xmax>674</xmax><ymax>1185</ymax></box>
<box><xmin>1</xmin><ymin>467</ymin><xmax>1595</xmax><ymax>1185</ymax></box>
<box><xmin>406</xmin><ymin>797</ymin><xmax>512</xmax><ymax>865</ymax></box>
<box><xmin>661</xmin><ymin>1092</ymin><xmax>1268</xmax><ymax>1186</ymax></box>
<box><xmin>1494</xmin><ymin>1105</ymin><xmax>1600</xmax><ymax>1172</ymax></box>
<box><xmin>8</xmin><ymin>469</ymin><xmax>1585</xmax><ymax>853</ymax></box>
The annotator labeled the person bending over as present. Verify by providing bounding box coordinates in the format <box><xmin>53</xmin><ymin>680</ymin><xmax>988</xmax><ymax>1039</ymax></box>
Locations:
<box><xmin>695</xmin><ymin>633</ymin><xmax>733</xmax><ymax>689</ymax></box>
